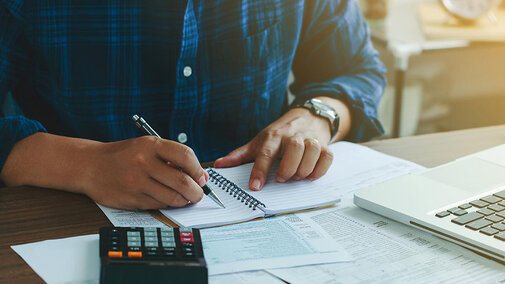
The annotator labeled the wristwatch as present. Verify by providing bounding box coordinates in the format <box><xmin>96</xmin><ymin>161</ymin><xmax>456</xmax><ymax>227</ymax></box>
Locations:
<box><xmin>295</xmin><ymin>98</ymin><xmax>340</xmax><ymax>141</ymax></box>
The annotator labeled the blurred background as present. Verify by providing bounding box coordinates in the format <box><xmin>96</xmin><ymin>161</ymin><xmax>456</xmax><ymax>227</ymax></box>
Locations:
<box><xmin>359</xmin><ymin>0</ymin><xmax>505</xmax><ymax>138</ymax></box>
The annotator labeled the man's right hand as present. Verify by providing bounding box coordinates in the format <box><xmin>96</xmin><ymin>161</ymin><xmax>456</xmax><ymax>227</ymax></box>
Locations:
<box><xmin>0</xmin><ymin>133</ymin><xmax>207</xmax><ymax>210</ymax></box>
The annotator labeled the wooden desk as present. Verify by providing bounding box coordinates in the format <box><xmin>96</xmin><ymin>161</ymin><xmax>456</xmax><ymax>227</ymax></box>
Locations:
<box><xmin>2</xmin><ymin>125</ymin><xmax>505</xmax><ymax>283</ymax></box>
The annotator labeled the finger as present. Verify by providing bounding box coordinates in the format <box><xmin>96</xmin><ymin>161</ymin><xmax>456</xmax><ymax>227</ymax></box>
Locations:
<box><xmin>307</xmin><ymin>147</ymin><xmax>334</xmax><ymax>181</ymax></box>
<box><xmin>144</xmin><ymin>179</ymin><xmax>189</xmax><ymax>207</ymax></box>
<box><xmin>154</xmin><ymin>139</ymin><xmax>207</xmax><ymax>187</ymax></box>
<box><xmin>149</xmin><ymin>158</ymin><xmax>204</xmax><ymax>203</ymax></box>
<box><xmin>276</xmin><ymin>136</ymin><xmax>304</xmax><ymax>182</ymax></box>
<box><xmin>214</xmin><ymin>142</ymin><xmax>255</xmax><ymax>168</ymax></box>
<box><xmin>294</xmin><ymin>138</ymin><xmax>321</xmax><ymax>180</ymax></box>
<box><xmin>249</xmin><ymin>136</ymin><xmax>282</xmax><ymax>191</ymax></box>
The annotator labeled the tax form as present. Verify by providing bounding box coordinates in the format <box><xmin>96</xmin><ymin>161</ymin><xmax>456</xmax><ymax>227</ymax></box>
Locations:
<box><xmin>201</xmin><ymin>214</ymin><xmax>352</xmax><ymax>275</ymax></box>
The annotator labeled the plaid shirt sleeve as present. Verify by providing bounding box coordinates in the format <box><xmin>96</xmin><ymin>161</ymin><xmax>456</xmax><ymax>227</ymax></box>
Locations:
<box><xmin>0</xmin><ymin>2</ymin><xmax>47</xmax><ymax>172</ymax></box>
<box><xmin>291</xmin><ymin>0</ymin><xmax>387</xmax><ymax>142</ymax></box>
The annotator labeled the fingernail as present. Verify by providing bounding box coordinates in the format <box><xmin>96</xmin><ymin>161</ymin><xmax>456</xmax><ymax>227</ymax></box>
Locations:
<box><xmin>204</xmin><ymin>171</ymin><xmax>209</xmax><ymax>182</ymax></box>
<box><xmin>276</xmin><ymin>176</ymin><xmax>286</xmax><ymax>183</ymax></box>
<box><xmin>251</xmin><ymin>179</ymin><xmax>261</xmax><ymax>191</ymax></box>
<box><xmin>198</xmin><ymin>175</ymin><xmax>207</xmax><ymax>187</ymax></box>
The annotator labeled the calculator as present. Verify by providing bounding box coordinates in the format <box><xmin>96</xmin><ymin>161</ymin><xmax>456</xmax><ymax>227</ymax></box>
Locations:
<box><xmin>99</xmin><ymin>227</ymin><xmax>207</xmax><ymax>284</ymax></box>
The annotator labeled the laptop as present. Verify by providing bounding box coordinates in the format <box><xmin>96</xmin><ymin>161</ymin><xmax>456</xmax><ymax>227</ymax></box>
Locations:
<box><xmin>354</xmin><ymin>143</ymin><xmax>505</xmax><ymax>262</ymax></box>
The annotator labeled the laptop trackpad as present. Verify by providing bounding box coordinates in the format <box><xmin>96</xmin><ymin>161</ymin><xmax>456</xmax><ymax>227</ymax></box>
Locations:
<box><xmin>422</xmin><ymin>157</ymin><xmax>505</xmax><ymax>194</ymax></box>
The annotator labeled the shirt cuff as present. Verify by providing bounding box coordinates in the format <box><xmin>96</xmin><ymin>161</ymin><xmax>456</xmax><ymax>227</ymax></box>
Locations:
<box><xmin>290</xmin><ymin>90</ymin><xmax>384</xmax><ymax>143</ymax></box>
<box><xmin>0</xmin><ymin>116</ymin><xmax>47</xmax><ymax>175</ymax></box>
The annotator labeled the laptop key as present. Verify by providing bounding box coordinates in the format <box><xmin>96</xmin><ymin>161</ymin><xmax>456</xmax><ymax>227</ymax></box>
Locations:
<box><xmin>496</xmin><ymin>211</ymin><xmax>505</xmax><ymax>219</ymax></box>
<box><xmin>447</xmin><ymin>207</ymin><xmax>460</xmax><ymax>214</ymax></box>
<box><xmin>481</xmin><ymin>195</ymin><xmax>502</xmax><ymax>204</ymax></box>
<box><xmin>485</xmin><ymin>215</ymin><xmax>504</xmax><ymax>223</ymax></box>
<box><xmin>453</xmin><ymin>210</ymin><xmax>468</xmax><ymax>216</ymax></box>
<box><xmin>477</xmin><ymin>208</ymin><xmax>494</xmax><ymax>216</ymax></box>
<box><xmin>466</xmin><ymin>219</ymin><xmax>493</xmax><ymax>230</ymax></box>
<box><xmin>493</xmin><ymin>190</ymin><xmax>505</xmax><ymax>199</ymax></box>
<box><xmin>480</xmin><ymin>227</ymin><xmax>499</xmax><ymax>236</ymax></box>
<box><xmin>452</xmin><ymin>212</ymin><xmax>483</xmax><ymax>225</ymax></box>
<box><xmin>491</xmin><ymin>223</ymin><xmax>505</xmax><ymax>231</ymax></box>
<box><xmin>470</xmin><ymin>200</ymin><xmax>489</xmax><ymax>208</ymax></box>
<box><xmin>494</xmin><ymin>232</ymin><xmax>505</xmax><ymax>241</ymax></box>
<box><xmin>498</xmin><ymin>200</ymin><xmax>505</xmax><ymax>207</ymax></box>
<box><xmin>436</xmin><ymin>211</ymin><xmax>450</xmax><ymax>218</ymax></box>
<box><xmin>488</xmin><ymin>204</ymin><xmax>505</xmax><ymax>212</ymax></box>
<box><xmin>458</xmin><ymin>203</ymin><xmax>472</xmax><ymax>210</ymax></box>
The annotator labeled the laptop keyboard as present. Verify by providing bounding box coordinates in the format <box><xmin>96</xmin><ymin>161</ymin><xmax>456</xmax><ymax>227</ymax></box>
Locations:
<box><xmin>436</xmin><ymin>189</ymin><xmax>505</xmax><ymax>241</ymax></box>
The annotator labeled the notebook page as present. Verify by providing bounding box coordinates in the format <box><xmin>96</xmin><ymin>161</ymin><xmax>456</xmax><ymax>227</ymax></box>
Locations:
<box><xmin>212</xmin><ymin>145</ymin><xmax>344</xmax><ymax>215</ymax></box>
<box><xmin>159</xmin><ymin>180</ymin><xmax>263</xmax><ymax>228</ymax></box>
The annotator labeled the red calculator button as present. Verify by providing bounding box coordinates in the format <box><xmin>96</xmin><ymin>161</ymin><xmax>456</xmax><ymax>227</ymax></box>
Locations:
<box><xmin>180</xmin><ymin>237</ymin><xmax>194</xmax><ymax>243</ymax></box>
<box><xmin>180</xmin><ymin>232</ymin><xmax>193</xmax><ymax>237</ymax></box>
<box><xmin>128</xmin><ymin>251</ymin><xmax>143</xmax><ymax>258</ymax></box>
<box><xmin>108</xmin><ymin>251</ymin><xmax>123</xmax><ymax>258</ymax></box>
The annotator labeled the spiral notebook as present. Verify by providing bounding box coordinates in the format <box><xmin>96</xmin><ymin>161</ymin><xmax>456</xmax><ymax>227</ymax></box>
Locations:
<box><xmin>160</xmin><ymin>151</ymin><xmax>342</xmax><ymax>228</ymax></box>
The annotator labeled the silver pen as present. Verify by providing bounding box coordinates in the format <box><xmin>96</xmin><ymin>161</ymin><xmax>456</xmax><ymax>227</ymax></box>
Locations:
<box><xmin>132</xmin><ymin>114</ymin><xmax>225</xmax><ymax>208</ymax></box>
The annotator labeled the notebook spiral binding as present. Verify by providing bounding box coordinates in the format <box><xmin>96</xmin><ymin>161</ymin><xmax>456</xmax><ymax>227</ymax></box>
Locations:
<box><xmin>207</xmin><ymin>169</ymin><xmax>266</xmax><ymax>210</ymax></box>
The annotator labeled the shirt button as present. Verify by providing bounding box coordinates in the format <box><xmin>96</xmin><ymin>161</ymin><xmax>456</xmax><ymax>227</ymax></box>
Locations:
<box><xmin>183</xmin><ymin>66</ymin><xmax>192</xmax><ymax>77</ymax></box>
<box><xmin>177</xmin><ymin>133</ymin><xmax>188</xmax><ymax>144</ymax></box>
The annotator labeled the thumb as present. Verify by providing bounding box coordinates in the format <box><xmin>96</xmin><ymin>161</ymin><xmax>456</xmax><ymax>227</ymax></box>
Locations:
<box><xmin>214</xmin><ymin>143</ymin><xmax>255</xmax><ymax>168</ymax></box>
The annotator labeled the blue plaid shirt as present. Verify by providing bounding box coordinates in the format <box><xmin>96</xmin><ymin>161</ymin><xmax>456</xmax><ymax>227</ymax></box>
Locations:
<box><xmin>0</xmin><ymin>0</ymin><xmax>386</xmax><ymax>171</ymax></box>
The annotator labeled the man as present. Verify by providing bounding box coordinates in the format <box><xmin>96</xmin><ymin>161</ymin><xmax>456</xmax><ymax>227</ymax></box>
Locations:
<box><xmin>0</xmin><ymin>0</ymin><xmax>386</xmax><ymax>210</ymax></box>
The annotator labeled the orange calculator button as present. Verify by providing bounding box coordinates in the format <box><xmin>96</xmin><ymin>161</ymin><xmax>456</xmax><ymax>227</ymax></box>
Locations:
<box><xmin>108</xmin><ymin>251</ymin><xmax>123</xmax><ymax>258</ymax></box>
<box><xmin>128</xmin><ymin>251</ymin><xmax>143</xmax><ymax>258</ymax></box>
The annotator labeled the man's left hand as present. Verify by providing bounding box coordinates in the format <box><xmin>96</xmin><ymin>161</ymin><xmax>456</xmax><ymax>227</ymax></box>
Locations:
<box><xmin>214</xmin><ymin>96</ymin><xmax>351</xmax><ymax>191</ymax></box>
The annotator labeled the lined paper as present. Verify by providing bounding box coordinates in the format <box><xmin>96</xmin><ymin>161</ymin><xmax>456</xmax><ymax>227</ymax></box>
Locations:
<box><xmin>159</xmin><ymin>180</ymin><xmax>263</xmax><ymax>228</ymax></box>
<box><xmin>213</xmin><ymin>160</ymin><xmax>340</xmax><ymax>215</ymax></box>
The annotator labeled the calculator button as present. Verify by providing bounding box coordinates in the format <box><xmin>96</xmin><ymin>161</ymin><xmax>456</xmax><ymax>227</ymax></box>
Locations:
<box><xmin>163</xmin><ymin>247</ymin><xmax>176</xmax><ymax>252</ymax></box>
<box><xmin>127</xmin><ymin>241</ymin><xmax>141</xmax><ymax>247</ymax></box>
<box><xmin>111</xmin><ymin>236</ymin><xmax>120</xmax><ymax>241</ymax></box>
<box><xmin>163</xmin><ymin>251</ymin><xmax>176</xmax><ymax>257</ymax></box>
<box><xmin>182</xmin><ymin>247</ymin><xmax>193</xmax><ymax>253</ymax></box>
<box><xmin>182</xmin><ymin>242</ymin><xmax>193</xmax><ymax>247</ymax></box>
<box><xmin>161</xmin><ymin>237</ymin><xmax>175</xmax><ymax>242</ymax></box>
<box><xmin>127</xmin><ymin>231</ymin><xmax>141</xmax><ymax>237</ymax></box>
<box><xmin>127</xmin><ymin>236</ymin><xmax>140</xmax><ymax>242</ymax></box>
<box><xmin>111</xmin><ymin>228</ymin><xmax>119</xmax><ymax>233</ymax></box>
<box><xmin>144</xmin><ymin>227</ymin><xmax>157</xmax><ymax>232</ymax></box>
<box><xmin>161</xmin><ymin>231</ymin><xmax>174</xmax><ymax>237</ymax></box>
<box><xmin>162</xmin><ymin>241</ymin><xmax>176</xmax><ymax>247</ymax></box>
<box><xmin>183</xmin><ymin>252</ymin><xmax>194</xmax><ymax>257</ymax></box>
<box><xmin>180</xmin><ymin>232</ymin><xmax>193</xmax><ymax>237</ymax></box>
<box><xmin>108</xmin><ymin>251</ymin><xmax>123</xmax><ymax>258</ymax></box>
<box><xmin>128</xmin><ymin>247</ymin><xmax>141</xmax><ymax>251</ymax></box>
<box><xmin>146</xmin><ymin>251</ymin><xmax>158</xmax><ymax>257</ymax></box>
<box><xmin>179</xmin><ymin>228</ymin><xmax>192</xmax><ymax>233</ymax></box>
<box><xmin>160</xmin><ymin>227</ymin><xmax>174</xmax><ymax>232</ymax></box>
<box><xmin>110</xmin><ymin>246</ymin><xmax>121</xmax><ymax>251</ymax></box>
<box><xmin>145</xmin><ymin>241</ymin><xmax>158</xmax><ymax>247</ymax></box>
<box><xmin>143</xmin><ymin>231</ymin><xmax>157</xmax><ymax>237</ymax></box>
<box><xmin>180</xmin><ymin>237</ymin><xmax>194</xmax><ymax>243</ymax></box>
<box><xmin>146</xmin><ymin>247</ymin><xmax>158</xmax><ymax>252</ymax></box>
<box><xmin>144</xmin><ymin>236</ymin><xmax>157</xmax><ymax>242</ymax></box>
<box><xmin>128</xmin><ymin>251</ymin><xmax>143</xmax><ymax>258</ymax></box>
<box><xmin>110</xmin><ymin>241</ymin><xmax>120</xmax><ymax>246</ymax></box>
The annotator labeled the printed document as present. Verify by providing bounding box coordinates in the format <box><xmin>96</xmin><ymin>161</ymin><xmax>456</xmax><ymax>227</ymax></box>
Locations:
<box><xmin>201</xmin><ymin>214</ymin><xmax>352</xmax><ymax>275</ymax></box>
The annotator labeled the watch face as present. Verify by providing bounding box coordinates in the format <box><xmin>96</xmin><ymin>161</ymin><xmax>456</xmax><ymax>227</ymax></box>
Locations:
<box><xmin>440</xmin><ymin>0</ymin><xmax>499</xmax><ymax>20</ymax></box>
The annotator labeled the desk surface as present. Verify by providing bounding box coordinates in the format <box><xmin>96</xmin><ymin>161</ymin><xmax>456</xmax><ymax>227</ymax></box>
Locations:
<box><xmin>2</xmin><ymin>125</ymin><xmax>505</xmax><ymax>283</ymax></box>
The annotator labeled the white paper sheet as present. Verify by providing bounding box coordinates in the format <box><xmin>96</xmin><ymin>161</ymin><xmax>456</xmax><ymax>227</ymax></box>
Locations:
<box><xmin>11</xmin><ymin>234</ymin><xmax>100</xmax><ymax>284</ymax></box>
<box><xmin>201</xmin><ymin>213</ymin><xmax>352</xmax><ymax>275</ymax></box>
<box><xmin>267</xmin><ymin>201</ymin><xmax>505</xmax><ymax>283</ymax></box>
<box><xmin>96</xmin><ymin>204</ymin><xmax>166</xmax><ymax>227</ymax></box>
<box><xmin>11</xmin><ymin>235</ymin><xmax>285</xmax><ymax>284</ymax></box>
